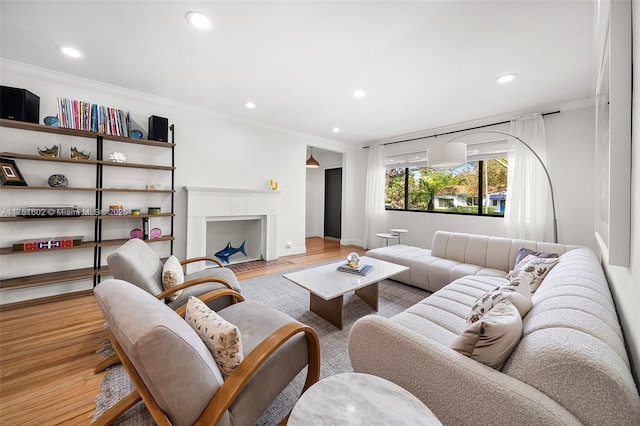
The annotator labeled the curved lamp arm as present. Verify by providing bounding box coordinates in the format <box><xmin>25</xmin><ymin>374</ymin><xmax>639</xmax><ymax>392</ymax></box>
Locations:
<box><xmin>445</xmin><ymin>130</ymin><xmax>558</xmax><ymax>243</ymax></box>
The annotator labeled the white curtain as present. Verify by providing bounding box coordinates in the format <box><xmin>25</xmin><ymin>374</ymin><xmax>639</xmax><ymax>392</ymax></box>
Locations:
<box><xmin>364</xmin><ymin>143</ymin><xmax>387</xmax><ymax>249</ymax></box>
<box><xmin>505</xmin><ymin>113</ymin><xmax>552</xmax><ymax>241</ymax></box>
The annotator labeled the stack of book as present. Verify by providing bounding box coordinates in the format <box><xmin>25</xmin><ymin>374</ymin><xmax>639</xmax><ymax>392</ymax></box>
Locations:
<box><xmin>57</xmin><ymin>97</ymin><xmax>131</xmax><ymax>137</ymax></box>
<box><xmin>337</xmin><ymin>263</ymin><xmax>373</xmax><ymax>276</ymax></box>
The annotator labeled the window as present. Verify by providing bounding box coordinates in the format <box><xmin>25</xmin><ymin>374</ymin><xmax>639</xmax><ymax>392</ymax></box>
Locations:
<box><xmin>385</xmin><ymin>157</ymin><xmax>508</xmax><ymax>216</ymax></box>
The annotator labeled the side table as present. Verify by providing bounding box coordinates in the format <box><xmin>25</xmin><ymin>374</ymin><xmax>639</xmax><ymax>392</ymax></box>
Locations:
<box><xmin>390</xmin><ymin>228</ymin><xmax>408</xmax><ymax>244</ymax></box>
<box><xmin>375</xmin><ymin>232</ymin><xmax>399</xmax><ymax>246</ymax></box>
<box><xmin>288</xmin><ymin>372</ymin><xmax>442</xmax><ymax>425</ymax></box>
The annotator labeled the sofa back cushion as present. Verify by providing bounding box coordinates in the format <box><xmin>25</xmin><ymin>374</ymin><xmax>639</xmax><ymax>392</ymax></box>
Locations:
<box><xmin>431</xmin><ymin>231</ymin><xmax>573</xmax><ymax>273</ymax></box>
<box><xmin>95</xmin><ymin>279</ymin><xmax>225</xmax><ymax>426</ymax></box>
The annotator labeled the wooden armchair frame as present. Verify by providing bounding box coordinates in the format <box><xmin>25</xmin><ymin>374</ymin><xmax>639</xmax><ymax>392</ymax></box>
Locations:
<box><xmin>92</xmin><ymin>289</ymin><xmax>321</xmax><ymax>426</ymax></box>
<box><xmin>95</xmin><ymin>256</ymin><xmax>238</xmax><ymax>374</ymax></box>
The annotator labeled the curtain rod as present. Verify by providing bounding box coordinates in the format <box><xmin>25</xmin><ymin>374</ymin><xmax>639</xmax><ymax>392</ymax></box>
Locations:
<box><xmin>363</xmin><ymin>110</ymin><xmax>561</xmax><ymax>148</ymax></box>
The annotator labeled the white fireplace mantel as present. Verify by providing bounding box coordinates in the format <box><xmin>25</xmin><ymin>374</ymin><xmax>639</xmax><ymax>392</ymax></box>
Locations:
<box><xmin>185</xmin><ymin>187</ymin><xmax>281</xmax><ymax>272</ymax></box>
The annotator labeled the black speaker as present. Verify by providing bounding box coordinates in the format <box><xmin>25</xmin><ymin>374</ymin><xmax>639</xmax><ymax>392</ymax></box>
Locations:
<box><xmin>148</xmin><ymin>115</ymin><xmax>168</xmax><ymax>142</ymax></box>
<box><xmin>0</xmin><ymin>86</ymin><xmax>40</xmax><ymax>124</ymax></box>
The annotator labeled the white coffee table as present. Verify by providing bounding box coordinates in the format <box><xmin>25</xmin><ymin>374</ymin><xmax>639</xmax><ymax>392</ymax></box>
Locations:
<box><xmin>283</xmin><ymin>256</ymin><xmax>408</xmax><ymax>329</ymax></box>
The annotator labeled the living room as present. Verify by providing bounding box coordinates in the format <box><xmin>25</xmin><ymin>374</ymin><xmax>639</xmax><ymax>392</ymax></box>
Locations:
<box><xmin>0</xmin><ymin>0</ymin><xmax>638</xmax><ymax>424</ymax></box>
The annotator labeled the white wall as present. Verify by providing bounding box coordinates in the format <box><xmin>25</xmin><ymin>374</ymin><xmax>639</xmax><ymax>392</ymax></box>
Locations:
<box><xmin>0</xmin><ymin>59</ymin><xmax>352</xmax><ymax>303</ymax></box>
<box><xmin>351</xmin><ymin>106</ymin><xmax>596</xmax><ymax>251</ymax></box>
<box><xmin>600</xmin><ymin>1</ymin><xmax>639</xmax><ymax>385</ymax></box>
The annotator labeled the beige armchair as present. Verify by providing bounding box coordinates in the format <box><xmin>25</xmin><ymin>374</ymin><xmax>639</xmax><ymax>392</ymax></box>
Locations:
<box><xmin>95</xmin><ymin>238</ymin><xmax>243</xmax><ymax>373</ymax></box>
<box><xmin>93</xmin><ymin>279</ymin><xmax>320</xmax><ymax>426</ymax></box>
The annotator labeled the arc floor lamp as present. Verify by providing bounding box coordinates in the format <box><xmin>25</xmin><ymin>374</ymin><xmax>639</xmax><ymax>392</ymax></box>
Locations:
<box><xmin>426</xmin><ymin>130</ymin><xmax>558</xmax><ymax>243</ymax></box>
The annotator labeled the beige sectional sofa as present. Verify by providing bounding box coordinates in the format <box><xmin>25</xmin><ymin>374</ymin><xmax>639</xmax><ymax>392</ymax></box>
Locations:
<box><xmin>350</xmin><ymin>232</ymin><xmax>640</xmax><ymax>425</ymax></box>
<box><xmin>365</xmin><ymin>230</ymin><xmax>577</xmax><ymax>292</ymax></box>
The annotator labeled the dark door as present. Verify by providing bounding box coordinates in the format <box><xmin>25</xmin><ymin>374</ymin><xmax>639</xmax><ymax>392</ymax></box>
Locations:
<box><xmin>324</xmin><ymin>168</ymin><xmax>342</xmax><ymax>239</ymax></box>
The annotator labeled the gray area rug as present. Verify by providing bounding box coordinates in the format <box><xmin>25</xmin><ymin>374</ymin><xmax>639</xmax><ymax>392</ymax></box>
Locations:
<box><xmin>94</xmin><ymin>270</ymin><xmax>429</xmax><ymax>425</ymax></box>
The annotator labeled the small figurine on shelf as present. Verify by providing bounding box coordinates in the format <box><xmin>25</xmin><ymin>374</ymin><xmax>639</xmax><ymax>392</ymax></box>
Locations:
<box><xmin>38</xmin><ymin>145</ymin><xmax>60</xmax><ymax>157</ymax></box>
<box><xmin>70</xmin><ymin>146</ymin><xmax>91</xmax><ymax>160</ymax></box>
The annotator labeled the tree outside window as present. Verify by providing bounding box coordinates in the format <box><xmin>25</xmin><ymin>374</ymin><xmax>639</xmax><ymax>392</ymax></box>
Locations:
<box><xmin>384</xmin><ymin>158</ymin><xmax>508</xmax><ymax>216</ymax></box>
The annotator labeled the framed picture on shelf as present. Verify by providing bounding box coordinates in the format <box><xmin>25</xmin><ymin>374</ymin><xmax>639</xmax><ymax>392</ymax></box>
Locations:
<box><xmin>0</xmin><ymin>158</ymin><xmax>27</xmax><ymax>186</ymax></box>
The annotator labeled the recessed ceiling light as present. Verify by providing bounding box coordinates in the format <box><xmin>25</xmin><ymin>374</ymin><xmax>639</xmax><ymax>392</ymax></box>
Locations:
<box><xmin>56</xmin><ymin>45</ymin><xmax>84</xmax><ymax>58</ymax></box>
<box><xmin>331</xmin><ymin>127</ymin><xmax>340</xmax><ymax>133</ymax></box>
<box><xmin>352</xmin><ymin>89</ymin><xmax>367</xmax><ymax>99</ymax></box>
<box><xmin>185</xmin><ymin>11</ymin><xmax>214</xmax><ymax>31</ymax></box>
<box><xmin>245</xmin><ymin>102</ymin><xmax>256</xmax><ymax>109</ymax></box>
<box><xmin>496</xmin><ymin>74</ymin><xmax>518</xmax><ymax>84</ymax></box>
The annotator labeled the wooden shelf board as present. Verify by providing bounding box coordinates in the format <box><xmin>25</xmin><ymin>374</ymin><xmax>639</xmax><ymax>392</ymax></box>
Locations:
<box><xmin>0</xmin><ymin>118</ymin><xmax>175</xmax><ymax>148</ymax></box>
<box><xmin>0</xmin><ymin>241</ymin><xmax>96</xmax><ymax>255</ymax></box>
<box><xmin>0</xmin><ymin>213</ymin><xmax>173</xmax><ymax>222</ymax></box>
<box><xmin>0</xmin><ymin>186</ymin><xmax>97</xmax><ymax>191</ymax></box>
<box><xmin>97</xmin><ymin>236</ymin><xmax>174</xmax><ymax>247</ymax></box>
<box><xmin>0</xmin><ymin>215</ymin><xmax>94</xmax><ymax>223</ymax></box>
<box><xmin>0</xmin><ymin>152</ymin><xmax>174</xmax><ymax>170</ymax></box>
<box><xmin>0</xmin><ymin>152</ymin><xmax>99</xmax><ymax>165</ymax></box>
<box><xmin>0</xmin><ymin>267</ymin><xmax>97</xmax><ymax>288</ymax></box>
<box><xmin>97</xmin><ymin>213</ymin><xmax>174</xmax><ymax>219</ymax></box>
<box><xmin>101</xmin><ymin>161</ymin><xmax>174</xmax><ymax>170</ymax></box>
<box><xmin>0</xmin><ymin>289</ymin><xmax>94</xmax><ymax>312</ymax></box>
<box><xmin>0</xmin><ymin>185</ymin><xmax>174</xmax><ymax>193</ymax></box>
<box><xmin>100</xmin><ymin>188</ymin><xmax>174</xmax><ymax>193</ymax></box>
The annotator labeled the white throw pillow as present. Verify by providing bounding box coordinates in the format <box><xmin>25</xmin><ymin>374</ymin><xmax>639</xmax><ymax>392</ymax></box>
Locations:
<box><xmin>185</xmin><ymin>296</ymin><xmax>244</xmax><ymax>379</ymax></box>
<box><xmin>162</xmin><ymin>255</ymin><xmax>184</xmax><ymax>301</ymax></box>
<box><xmin>452</xmin><ymin>299</ymin><xmax>523</xmax><ymax>369</ymax></box>
<box><xmin>507</xmin><ymin>254</ymin><xmax>559</xmax><ymax>293</ymax></box>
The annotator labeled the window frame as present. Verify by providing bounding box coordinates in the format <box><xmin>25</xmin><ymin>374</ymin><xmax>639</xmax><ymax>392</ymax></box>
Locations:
<box><xmin>385</xmin><ymin>159</ymin><xmax>505</xmax><ymax>217</ymax></box>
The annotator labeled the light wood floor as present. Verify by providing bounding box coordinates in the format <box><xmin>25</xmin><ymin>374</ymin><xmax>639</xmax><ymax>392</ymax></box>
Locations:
<box><xmin>0</xmin><ymin>237</ymin><xmax>365</xmax><ymax>426</ymax></box>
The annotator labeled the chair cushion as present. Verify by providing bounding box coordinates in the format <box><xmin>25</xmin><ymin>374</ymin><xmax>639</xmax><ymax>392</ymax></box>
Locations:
<box><xmin>94</xmin><ymin>279</ymin><xmax>224</xmax><ymax>426</ymax></box>
<box><xmin>218</xmin><ymin>300</ymin><xmax>310</xmax><ymax>426</ymax></box>
<box><xmin>186</xmin><ymin>296</ymin><xmax>244</xmax><ymax>379</ymax></box>
<box><xmin>162</xmin><ymin>255</ymin><xmax>184</xmax><ymax>301</ymax></box>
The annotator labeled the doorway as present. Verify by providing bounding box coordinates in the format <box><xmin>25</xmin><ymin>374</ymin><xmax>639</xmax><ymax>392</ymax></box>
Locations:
<box><xmin>324</xmin><ymin>168</ymin><xmax>342</xmax><ymax>239</ymax></box>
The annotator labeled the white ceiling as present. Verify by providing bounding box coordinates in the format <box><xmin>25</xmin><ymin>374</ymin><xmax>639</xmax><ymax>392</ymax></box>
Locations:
<box><xmin>0</xmin><ymin>1</ymin><xmax>596</xmax><ymax>145</ymax></box>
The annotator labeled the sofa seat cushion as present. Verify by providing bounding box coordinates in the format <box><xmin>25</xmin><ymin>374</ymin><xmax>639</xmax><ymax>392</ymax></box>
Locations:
<box><xmin>366</xmin><ymin>244</ymin><xmax>508</xmax><ymax>292</ymax></box>
<box><xmin>391</xmin><ymin>276</ymin><xmax>508</xmax><ymax>347</ymax></box>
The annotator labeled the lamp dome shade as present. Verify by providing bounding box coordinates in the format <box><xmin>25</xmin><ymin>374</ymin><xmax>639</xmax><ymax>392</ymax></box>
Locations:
<box><xmin>427</xmin><ymin>142</ymin><xmax>467</xmax><ymax>168</ymax></box>
<box><xmin>306</xmin><ymin>154</ymin><xmax>320</xmax><ymax>168</ymax></box>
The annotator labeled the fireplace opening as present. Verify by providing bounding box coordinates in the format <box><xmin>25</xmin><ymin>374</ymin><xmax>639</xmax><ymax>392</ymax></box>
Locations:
<box><xmin>206</xmin><ymin>217</ymin><xmax>263</xmax><ymax>266</ymax></box>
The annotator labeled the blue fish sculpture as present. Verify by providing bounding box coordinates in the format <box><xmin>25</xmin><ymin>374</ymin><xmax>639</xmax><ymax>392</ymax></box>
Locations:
<box><xmin>215</xmin><ymin>241</ymin><xmax>247</xmax><ymax>264</ymax></box>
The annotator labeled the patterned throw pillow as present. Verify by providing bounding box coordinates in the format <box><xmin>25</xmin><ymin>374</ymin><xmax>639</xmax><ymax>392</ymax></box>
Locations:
<box><xmin>185</xmin><ymin>296</ymin><xmax>244</xmax><ymax>379</ymax></box>
<box><xmin>514</xmin><ymin>247</ymin><xmax>559</xmax><ymax>268</ymax></box>
<box><xmin>468</xmin><ymin>273</ymin><xmax>534</xmax><ymax>324</ymax></box>
<box><xmin>162</xmin><ymin>255</ymin><xmax>184</xmax><ymax>301</ymax></box>
<box><xmin>467</xmin><ymin>290</ymin><xmax>507</xmax><ymax>324</ymax></box>
<box><xmin>452</xmin><ymin>299</ymin><xmax>523</xmax><ymax>369</ymax></box>
<box><xmin>506</xmin><ymin>254</ymin><xmax>559</xmax><ymax>293</ymax></box>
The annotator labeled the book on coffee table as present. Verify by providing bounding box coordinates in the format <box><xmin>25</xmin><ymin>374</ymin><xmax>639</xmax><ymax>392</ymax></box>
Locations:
<box><xmin>337</xmin><ymin>264</ymin><xmax>373</xmax><ymax>276</ymax></box>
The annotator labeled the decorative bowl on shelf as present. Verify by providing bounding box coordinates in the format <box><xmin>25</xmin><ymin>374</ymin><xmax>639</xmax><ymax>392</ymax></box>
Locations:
<box><xmin>48</xmin><ymin>174</ymin><xmax>68</xmax><ymax>187</ymax></box>
<box><xmin>44</xmin><ymin>116</ymin><xmax>58</xmax><ymax>126</ymax></box>
<box><xmin>130</xmin><ymin>129</ymin><xmax>143</xmax><ymax>139</ymax></box>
